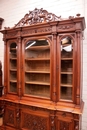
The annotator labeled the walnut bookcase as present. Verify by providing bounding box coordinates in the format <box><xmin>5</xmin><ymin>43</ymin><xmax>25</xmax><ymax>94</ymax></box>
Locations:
<box><xmin>0</xmin><ymin>8</ymin><xmax>86</xmax><ymax>130</ymax></box>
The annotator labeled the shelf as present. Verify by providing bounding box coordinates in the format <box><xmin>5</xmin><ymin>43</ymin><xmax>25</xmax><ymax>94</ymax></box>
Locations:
<box><xmin>25</xmin><ymin>70</ymin><xmax>50</xmax><ymax>74</ymax></box>
<box><xmin>61</xmin><ymin>58</ymin><xmax>73</xmax><ymax>60</ymax></box>
<box><xmin>61</xmin><ymin>84</ymin><xmax>72</xmax><ymax>87</ymax></box>
<box><xmin>10</xmin><ymin>58</ymin><xmax>17</xmax><ymax>60</ymax></box>
<box><xmin>27</xmin><ymin>45</ymin><xmax>50</xmax><ymax>50</ymax></box>
<box><xmin>25</xmin><ymin>58</ymin><xmax>50</xmax><ymax>61</ymax></box>
<box><xmin>10</xmin><ymin>48</ymin><xmax>16</xmax><ymax>50</ymax></box>
<box><xmin>10</xmin><ymin>69</ymin><xmax>17</xmax><ymax>71</ymax></box>
<box><xmin>10</xmin><ymin>80</ymin><xmax>17</xmax><ymax>83</ymax></box>
<box><xmin>25</xmin><ymin>81</ymin><xmax>50</xmax><ymax>85</ymax></box>
<box><xmin>61</xmin><ymin>72</ymin><xmax>73</xmax><ymax>74</ymax></box>
<box><xmin>61</xmin><ymin>44</ymin><xmax>71</xmax><ymax>47</ymax></box>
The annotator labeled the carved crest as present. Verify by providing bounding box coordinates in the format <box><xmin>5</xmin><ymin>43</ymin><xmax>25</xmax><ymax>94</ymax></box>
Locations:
<box><xmin>14</xmin><ymin>8</ymin><xmax>61</xmax><ymax>28</ymax></box>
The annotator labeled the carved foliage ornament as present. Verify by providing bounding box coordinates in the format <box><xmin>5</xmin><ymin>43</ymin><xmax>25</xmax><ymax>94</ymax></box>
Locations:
<box><xmin>6</xmin><ymin>109</ymin><xmax>14</xmax><ymax>125</ymax></box>
<box><xmin>22</xmin><ymin>112</ymin><xmax>48</xmax><ymax>130</ymax></box>
<box><xmin>14</xmin><ymin>8</ymin><xmax>61</xmax><ymax>27</ymax></box>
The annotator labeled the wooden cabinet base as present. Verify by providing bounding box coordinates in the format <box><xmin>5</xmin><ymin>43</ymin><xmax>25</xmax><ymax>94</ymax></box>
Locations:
<box><xmin>0</xmin><ymin>101</ymin><xmax>82</xmax><ymax>130</ymax></box>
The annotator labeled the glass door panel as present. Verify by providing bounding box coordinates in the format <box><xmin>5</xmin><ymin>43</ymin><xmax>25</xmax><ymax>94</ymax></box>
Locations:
<box><xmin>60</xmin><ymin>37</ymin><xmax>73</xmax><ymax>100</ymax></box>
<box><xmin>9</xmin><ymin>43</ymin><xmax>17</xmax><ymax>93</ymax></box>
<box><xmin>24</xmin><ymin>39</ymin><xmax>50</xmax><ymax>98</ymax></box>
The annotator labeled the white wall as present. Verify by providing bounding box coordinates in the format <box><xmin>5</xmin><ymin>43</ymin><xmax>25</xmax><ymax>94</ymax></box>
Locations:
<box><xmin>0</xmin><ymin>0</ymin><xmax>87</xmax><ymax>129</ymax></box>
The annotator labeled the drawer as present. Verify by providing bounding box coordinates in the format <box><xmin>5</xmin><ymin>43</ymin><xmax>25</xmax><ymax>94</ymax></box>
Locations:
<box><xmin>57</xmin><ymin>111</ymin><xmax>73</xmax><ymax>118</ymax></box>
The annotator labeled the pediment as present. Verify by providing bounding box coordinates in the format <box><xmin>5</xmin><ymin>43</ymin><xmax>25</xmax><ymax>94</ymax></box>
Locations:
<box><xmin>14</xmin><ymin>8</ymin><xmax>61</xmax><ymax>28</ymax></box>
<box><xmin>3</xmin><ymin>8</ymin><xmax>83</xmax><ymax>30</ymax></box>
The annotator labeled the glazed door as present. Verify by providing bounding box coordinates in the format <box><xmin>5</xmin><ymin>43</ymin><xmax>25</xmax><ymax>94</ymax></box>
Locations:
<box><xmin>57</xmin><ymin>34</ymin><xmax>75</xmax><ymax>102</ymax></box>
<box><xmin>6</xmin><ymin>39</ymin><xmax>21</xmax><ymax>96</ymax></box>
<box><xmin>22</xmin><ymin>37</ymin><xmax>52</xmax><ymax>99</ymax></box>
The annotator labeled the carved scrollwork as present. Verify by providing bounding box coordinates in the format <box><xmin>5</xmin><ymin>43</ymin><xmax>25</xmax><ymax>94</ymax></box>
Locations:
<box><xmin>22</xmin><ymin>27</ymin><xmax>52</xmax><ymax>35</ymax></box>
<box><xmin>22</xmin><ymin>112</ymin><xmax>48</xmax><ymax>130</ymax></box>
<box><xmin>51</xmin><ymin>116</ymin><xmax>55</xmax><ymax>130</ymax></box>
<box><xmin>14</xmin><ymin>8</ymin><xmax>61</xmax><ymax>28</ymax></box>
<box><xmin>6</xmin><ymin>109</ymin><xmax>14</xmax><ymax>125</ymax></box>
<box><xmin>58</xmin><ymin>24</ymin><xmax>74</xmax><ymax>30</ymax></box>
<box><xmin>6</xmin><ymin>32</ymin><xmax>18</xmax><ymax>37</ymax></box>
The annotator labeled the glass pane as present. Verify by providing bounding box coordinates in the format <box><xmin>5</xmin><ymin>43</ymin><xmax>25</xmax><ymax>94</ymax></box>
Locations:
<box><xmin>24</xmin><ymin>39</ymin><xmax>50</xmax><ymax>98</ymax></box>
<box><xmin>9</xmin><ymin>43</ymin><xmax>17</xmax><ymax>93</ymax></box>
<box><xmin>60</xmin><ymin>37</ymin><xmax>73</xmax><ymax>100</ymax></box>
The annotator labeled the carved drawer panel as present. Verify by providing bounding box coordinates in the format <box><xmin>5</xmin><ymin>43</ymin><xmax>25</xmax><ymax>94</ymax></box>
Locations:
<box><xmin>57</xmin><ymin>111</ymin><xmax>73</xmax><ymax>119</ymax></box>
<box><xmin>21</xmin><ymin>109</ymin><xmax>49</xmax><ymax>130</ymax></box>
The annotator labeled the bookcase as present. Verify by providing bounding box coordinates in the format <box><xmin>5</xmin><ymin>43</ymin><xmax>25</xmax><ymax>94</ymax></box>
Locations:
<box><xmin>0</xmin><ymin>8</ymin><xmax>86</xmax><ymax>130</ymax></box>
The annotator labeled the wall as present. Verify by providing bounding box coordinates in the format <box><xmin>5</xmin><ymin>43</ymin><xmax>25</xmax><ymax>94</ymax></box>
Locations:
<box><xmin>0</xmin><ymin>0</ymin><xmax>87</xmax><ymax>129</ymax></box>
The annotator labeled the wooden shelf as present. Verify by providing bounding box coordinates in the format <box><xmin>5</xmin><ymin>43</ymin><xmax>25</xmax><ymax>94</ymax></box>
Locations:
<box><xmin>27</xmin><ymin>45</ymin><xmax>50</xmax><ymax>50</ymax></box>
<box><xmin>25</xmin><ymin>70</ymin><xmax>50</xmax><ymax>74</ymax></box>
<box><xmin>10</xmin><ymin>69</ymin><xmax>17</xmax><ymax>71</ymax></box>
<box><xmin>25</xmin><ymin>58</ymin><xmax>50</xmax><ymax>61</ymax></box>
<box><xmin>61</xmin><ymin>84</ymin><xmax>72</xmax><ymax>87</ymax></box>
<box><xmin>61</xmin><ymin>58</ymin><xmax>73</xmax><ymax>60</ymax></box>
<box><xmin>25</xmin><ymin>81</ymin><xmax>50</xmax><ymax>85</ymax></box>
<box><xmin>10</xmin><ymin>80</ymin><xmax>17</xmax><ymax>83</ymax></box>
<box><xmin>61</xmin><ymin>72</ymin><xmax>73</xmax><ymax>74</ymax></box>
<box><xmin>10</xmin><ymin>48</ymin><xmax>16</xmax><ymax>50</ymax></box>
<box><xmin>10</xmin><ymin>58</ymin><xmax>17</xmax><ymax>60</ymax></box>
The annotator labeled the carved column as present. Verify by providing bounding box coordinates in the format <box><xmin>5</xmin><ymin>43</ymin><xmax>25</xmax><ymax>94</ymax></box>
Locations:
<box><xmin>17</xmin><ymin>36</ymin><xmax>22</xmax><ymax>98</ymax></box>
<box><xmin>76</xmin><ymin>30</ymin><xmax>81</xmax><ymax>105</ymax></box>
<box><xmin>50</xmin><ymin>110</ymin><xmax>56</xmax><ymax>130</ymax></box>
<box><xmin>0</xmin><ymin>61</ymin><xmax>2</xmax><ymax>86</ymax></box>
<box><xmin>16</xmin><ymin>107</ymin><xmax>20</xmax><ymax>129</ymax></box>
<box><xmin>52</xmin><ymin>32</ymin><xmax>57</xmax><ymax>102</ymax></box>
<box><xmin>3</xmin><ymin>37</ymin><xmax>7</xmax><ymax>96</ymax></box>
<box><xmin>0</xmin><ymin>61</ymin><xmax>3</xmax><ymax>97</ymax></box>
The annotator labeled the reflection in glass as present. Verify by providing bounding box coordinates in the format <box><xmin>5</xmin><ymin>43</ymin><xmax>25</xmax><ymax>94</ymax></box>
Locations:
<box><xmin>60</xmin><ymin>37</ymin><xmax>73</xmax><ymax>100</ymax></box>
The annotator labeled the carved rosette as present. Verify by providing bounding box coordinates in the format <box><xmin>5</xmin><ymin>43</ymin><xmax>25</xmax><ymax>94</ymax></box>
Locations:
<box><xmin>14</xmin><ymin>8</ymin><xmax>61</xmax><ymax>27</ymax></box>
<box><xmin>22</xmin><ymin>113</ymin><xmax>48</xmax><ymax>130</ymax></box>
